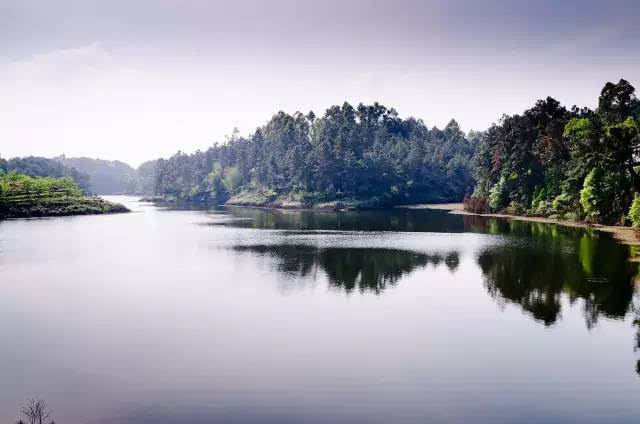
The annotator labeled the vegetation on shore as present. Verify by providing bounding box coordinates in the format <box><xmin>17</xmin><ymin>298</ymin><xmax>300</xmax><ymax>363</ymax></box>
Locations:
<box><xmin>152</xmin><ymin>103</ymin><xmax>476</xmax><ymax>208</ymax></box>
<box><xmin>0</xmin><ymin>155</ymin><xmax>91</xmax><ymax>192</ymax></box>
<box><xmin>0</xmin><ymin>171</ymin><xmax>129</xmax><ymax>219</ymax></box>
<box><xmin>0</xmin><ymin>155</ymin><xmax>158</xmax><ymax>196</ymax></box>
<box><xmin>149</xmin><ymin>78</ymin><xmax>640</xmax><ymax>227</ymax></box>
<box><xmin>467</xmin><ymin>79</ymin><xmax>640</xmax><ymax>227</ymax></box>
<box><xmin>5</xmin><ymin>79</ymin><xmax>639</xmax><ymax>227</ymax></box>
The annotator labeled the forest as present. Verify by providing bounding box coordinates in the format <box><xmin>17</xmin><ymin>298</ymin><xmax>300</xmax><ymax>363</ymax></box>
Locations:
<box><xmin>150</xmin><ymin>78</ymin><xmax>640</xmax><ymax>225</ymax></box>
<box><xmin>469</xmin><ymin>78</ymin><xmax>640</xmax><ymax>225</ymax></box>
<box><xmin>153</xmin><ymin>103</ymin><xmax>477</xmax><ymax>208</ymax></box>
<box><xmin>2</xmin><ymin>78</ymin><xmax>639</xmax><ymax>225</ymax></box>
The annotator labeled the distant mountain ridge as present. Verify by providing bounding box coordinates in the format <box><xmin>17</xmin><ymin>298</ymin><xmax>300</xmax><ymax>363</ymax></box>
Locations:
<box><xmin>54</xmin><ymin>156</ymin><xmax>138</xmax><ymax>194</ymax></box>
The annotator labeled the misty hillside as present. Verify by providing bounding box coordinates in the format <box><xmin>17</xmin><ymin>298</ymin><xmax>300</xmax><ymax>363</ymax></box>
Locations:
<box><xmin>54</xmin><ymin>156</ymin><xmax>137</xmax><ymax>194</ymax></box>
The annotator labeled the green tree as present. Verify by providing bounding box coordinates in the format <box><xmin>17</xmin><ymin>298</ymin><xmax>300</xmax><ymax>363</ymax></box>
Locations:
<box><xmin>222</xmin><ymin>166</ymin><xmax>242</xmax><ymax>195</ymax></box>
<box><xmin>628</xmin><ymin>193</ymin><xmax>640</xmax><ymax>227</ymax></box>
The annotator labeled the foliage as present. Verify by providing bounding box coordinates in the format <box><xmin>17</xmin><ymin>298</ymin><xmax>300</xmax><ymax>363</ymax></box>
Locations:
<box><xmin>222</xmin><ymin>166</ymin><xmax>242</xmax><ymax>195</ymax></box>
<box><xmin>0</xmin><ymin>156</ymin><xmax>90</xmax><ymax>191</ymax></box>
<box><xmin>580</xmin><ymin>168</ymin><xmax>603</xmax><ymax>221</ymax></box>
<box><xmin>629</xmin><ymin>193</ymin><xmax>640</xmax><ymax>228</ymax></box>
<box><xmin>0</xmin><ymin>172</ymin><xmax>82</xmax><ymax>199</ymax></box>
<box><xmin>472</xmin><ymin>79</ymin><xmax>640</xmax><ymax>224</ymax></box>
<box><xmin>0</xmin><ymin>172</ymin><xmax>128</xmax><ymax>218</ymax></box>
<box><xmin>153</xmin><ymin>103</ymin><xmax>476</xmax><ymax>206</ymax></box>
<box><xmin>463</xmin><ymin>193</ymin><xmax>488</xmax><ymax>213</ymax></box>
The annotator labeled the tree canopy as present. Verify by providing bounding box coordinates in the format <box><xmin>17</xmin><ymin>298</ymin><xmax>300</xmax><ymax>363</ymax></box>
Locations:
<box><xmin>0</xmin><ymin>156</ymin><xmax>90</xmax><ymax>192</ymax></box>
<box><xmin>153</xmin><ymin>102</ymin><xmax>476</xmax><ymax>206</ymax></box>
<box><xmin>469</xmin><ymin>79</ymin><xmax>640</xmax><ymax>225</ymax></box>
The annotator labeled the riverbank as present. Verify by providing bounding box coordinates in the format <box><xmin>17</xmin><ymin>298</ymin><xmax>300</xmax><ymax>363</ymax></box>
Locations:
<box><xmin>0</xmin><ymin>196</ymin><xmax>129</xmax><ymax>219</ymax></box>
<box><xmin>409</xmin><ymin>202</ymin><xmax>640</xmax><ymax>248</ymax></box>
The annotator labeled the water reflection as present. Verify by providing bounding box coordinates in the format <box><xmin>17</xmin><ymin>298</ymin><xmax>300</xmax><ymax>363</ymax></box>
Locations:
<box><xmin>225</xmin><ymin>210</ymin><xmax>640</xmax><ymax>376</ymax></box>
<box><xmin>6</xmin><ymin>197</ymin><xmax>640</xmax><ymax>423</ymax></box>
<box><xmin>233</xmin><ymin>245</ymin><xmax>460</xmax><ymax>294</ymax></box>
<box><xmin>476</xmin><ymin>224</ymin><xmax>636</xmax><ymax>328</ymax></box>
<box><xmin>222</xmin><ymin>206</ymin><xmax>468</xmax><ymax>232</ymax></box>
<box><xmin>474</xmin><ymin>219</ymin><xmax>640</xmax><ymax>376</ymax></box>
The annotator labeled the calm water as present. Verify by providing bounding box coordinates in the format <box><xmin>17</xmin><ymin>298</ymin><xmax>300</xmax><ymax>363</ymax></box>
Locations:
<box><xmin>2</xmin><ymin>196</ymin><xmax>640</xmax><ymax>423</ymax></box>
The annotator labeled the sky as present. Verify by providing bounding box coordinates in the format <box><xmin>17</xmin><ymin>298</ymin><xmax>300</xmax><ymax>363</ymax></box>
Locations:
<box><xmin>1</xmin><ymin>0</ymin><xmax>639</xmax><ymax>167</ymax></box>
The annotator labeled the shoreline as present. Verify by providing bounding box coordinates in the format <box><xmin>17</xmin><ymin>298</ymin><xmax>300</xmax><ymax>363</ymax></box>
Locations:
<box><xmin>0</xmin><ymin>196</ymin><xmax>130</xmax><ymax>219</ymax></box>
<box><xmin>139</xmin><ymin>196</ymin><xmax>640</xmax><ymax>248</ymax></box>
<box><xmin>410</xmin><ymin>202</ymin><xmax>640</xmax><ymax>248</ymax></box>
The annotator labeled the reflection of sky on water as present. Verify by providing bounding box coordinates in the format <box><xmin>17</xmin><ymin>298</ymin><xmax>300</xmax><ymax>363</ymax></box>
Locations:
<box><xmin>2</xmin><ymin>197</ymin><xmax>640</xmax><ymax>424</ymax></box>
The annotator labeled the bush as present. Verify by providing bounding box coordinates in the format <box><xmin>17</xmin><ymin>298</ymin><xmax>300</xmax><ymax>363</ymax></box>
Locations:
<box><xmin>222</xmin><ymin>166</ymin><xmax>242</xmax><ymax>195</ymax></box>
<box><xmin>506</xmin><ymin>201</ymin><xmax>526</xmax><ymax>215</ymax></box>
<box><xmin>580</xmin><ymin>167</ymin><xmax>630</xmax><ymax>223</ymax></box>
<box><xmin>628</xmin><ymin>193</ymin><xmax>640</xmax><ymax>227</ymax></box>
<box><xmin>463</xmin><ymin>193</ymin><xmax>488</xmax><ymax>213</ymax></box>
<box><xmin>529</xmin><ymin>196</ymin><xmax>553</xmax><ymax>216</ymax></box>
<box><xmin>580</xmin><ymin>168</ymin><xmax>602</xmax><ymax>221</ymax></box>
<box><xmin>488</xmin><ymin>175</ymin><xmax>508</xmax><ymax>211</ymax></box>
<box><xmin>551</xmin><ymin>192</ymin><xmax>573</xmax><ymax>215</ymax></box>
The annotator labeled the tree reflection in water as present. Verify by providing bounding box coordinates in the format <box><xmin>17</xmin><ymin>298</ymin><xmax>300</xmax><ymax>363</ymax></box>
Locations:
<box><xmin>475</xmin><ymin>220</ymin><xmax>637</xmax><ymax>327</ymax></box>
<box><xmin>233</xmin><ymin>245</ymin><xmax>459</xmax><ymax>294</ymax></box>
<box><xmin>473</xmin><ymin>218</ymin><xmax>640</xmax><ymax>376</ymax></box>
<box><xmin>226</xmin><ymin>209</ymin><xmax>640</xmax><ymax>376</ymax></box>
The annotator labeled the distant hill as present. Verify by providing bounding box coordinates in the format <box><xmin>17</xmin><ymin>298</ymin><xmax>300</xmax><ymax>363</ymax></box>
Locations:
<box><xmin>0</xmin><ymin>156</ymin><xmax>91</xmax><ymax>191</ymax></box>
<box><xmin>54</xmin><ymin>156</ymin><xmax>137</xmax><ymax>194</ymax></box>
<box><xmin>134</xmin><ymin>160</ymin><xmax>159</xmax><ymax>195</ymax></box>
<box><xmin>52</xmin><ymin>156</ymin><xmax>159</xmax><ymax>195</ymax></box>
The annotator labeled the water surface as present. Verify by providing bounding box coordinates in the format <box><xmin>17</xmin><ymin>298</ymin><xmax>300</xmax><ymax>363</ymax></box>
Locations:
<box><xmin>1</xmin><ymin>197</ymin><xmax>639</xmax><ymax>423</ymax></box>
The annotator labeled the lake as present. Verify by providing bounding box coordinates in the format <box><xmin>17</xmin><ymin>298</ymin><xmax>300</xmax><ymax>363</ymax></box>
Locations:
<box><xmin>1</xmin><ymin>196</ymin><xmax>640</xmax><ymax>423</ymax></box>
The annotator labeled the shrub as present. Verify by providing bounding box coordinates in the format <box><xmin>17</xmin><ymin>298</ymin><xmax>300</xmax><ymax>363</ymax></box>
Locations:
<box><xmin>580</xmin><ymin>168</ymin><xmax>602</xmax><ymax>221</ymax></box>
<box><xmin>463</xmin><ymin>193</ymin><xmax>488</xmax><ymax>213</ymax></box>
<box><xmin>530</xmin><ymin>199</ymin><xmax>553</xmax><ymax>216</ymax></box>
<box><xmin>506</xmin><ymin>201</ymin><xmax>526</xmax><ymax>215</ymax></box>
<box><xmin>628</xmin><ymin>193</ymin><xmax>640</xmax><ymax>227</ymax></box>
<box><xmin>564</xmin><ymin>211</ymin><xmax>580</xmax><ymax>221</ymax></box>
<box><xmin>222</xmin><ymin>167</ymin><xmax>242</xmax><ymax>195</ymax></box>
<box><xmin>580</xmin><ymin>167</ymin><xmax>630</xmax><ymax>223</ymax></box>
<box><xmin>488</xmin><ymin>175</ymin><xmax>508</xmax><ymax>211</ymax></box>
<box><xmin>551</xmin><ymin>192</ymin><xmax>573</xmax><ymax>215</ymax></box>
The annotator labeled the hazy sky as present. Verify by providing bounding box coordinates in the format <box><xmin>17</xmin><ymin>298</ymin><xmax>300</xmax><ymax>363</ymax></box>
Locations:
<box><xmin>2</xmin><ymin>0</ymin><xmax>639</xmax><ymax>166</ymax></box>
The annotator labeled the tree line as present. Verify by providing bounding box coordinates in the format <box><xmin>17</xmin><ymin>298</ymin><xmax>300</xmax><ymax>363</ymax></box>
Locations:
<box><xmin>469</xmin><ymin>78</ymin><xmax>640</xmax><ymax>225</ymax></box>
<box><xmin>151</xmin><ymin>78</ymin><xmax>639</xmax><ymax>223</ymax></box>
<box><xmin>0</xmin><ymin>156</ymin><xmax>159</xmax><ymax>196</ymax></box>
<box><xmin>0</xmin><ymin>156</ymin><xmax>90</xmax><ymax>192</ymax></box>
<box><xmin>0</xmin><ymin>171</ymin><xmax>82</xmax><ymax>200</ymax></box>
<box><xmin>3</xmin><ymin>78</ymin><xmax>638</xmax><ymax>224</ymax></box>
<box><xmin>153</xmin><ymin>102</ymin><xmax>477</xmax><ymax>206</ymax></box>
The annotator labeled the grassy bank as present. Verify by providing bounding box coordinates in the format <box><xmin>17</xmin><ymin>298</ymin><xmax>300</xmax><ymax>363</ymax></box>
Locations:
<box><xmin>0</xmin><ymin>172</ymin><xmax>129</xmax><ymax>218</ymax></box>
<box><xmin>1</xmin><ymin>196</ymin><xmax>129</xmax><ymax>218</ymax></box>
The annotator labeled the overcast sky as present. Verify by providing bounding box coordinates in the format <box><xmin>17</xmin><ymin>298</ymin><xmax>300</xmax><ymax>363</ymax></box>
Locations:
<box><xmin>2</xmin><ymin>0</ymin><xmax>639</xmax><ymax>166</ymax></box>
